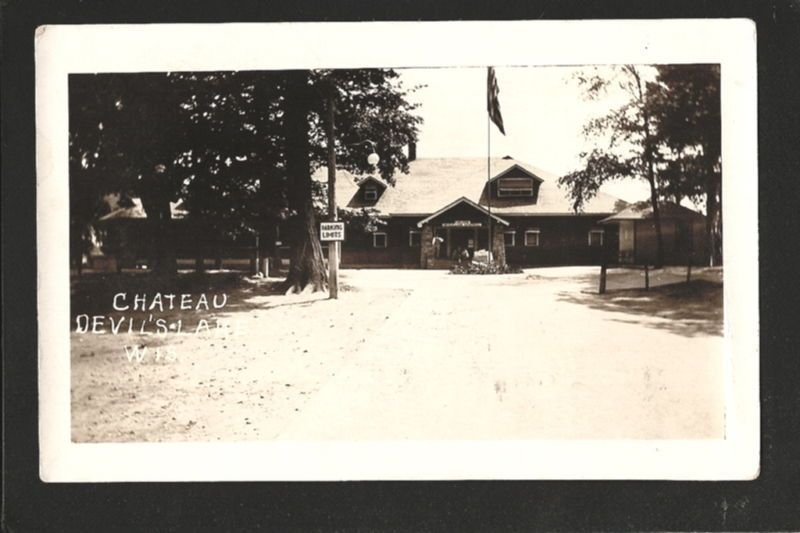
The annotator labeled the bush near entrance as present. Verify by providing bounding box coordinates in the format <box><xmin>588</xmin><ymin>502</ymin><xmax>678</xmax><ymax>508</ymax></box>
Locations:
<box><xmin>450</xmin><ymin>262</ymin><xmax>523</xmax><ymax>275</ymax></box>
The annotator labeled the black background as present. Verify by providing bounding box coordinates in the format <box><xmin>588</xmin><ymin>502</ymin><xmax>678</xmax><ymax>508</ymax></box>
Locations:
<box><xmin>3</xmin><ymin>1</ymin><xmax>799</xmax><ymax>531</ymax></box>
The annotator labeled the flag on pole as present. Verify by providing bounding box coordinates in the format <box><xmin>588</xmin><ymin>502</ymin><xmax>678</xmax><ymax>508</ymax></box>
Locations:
<box><xmin>487</xmin><ymin>67</ymin><xmax>506</xmax><ymax>135</ymax></box>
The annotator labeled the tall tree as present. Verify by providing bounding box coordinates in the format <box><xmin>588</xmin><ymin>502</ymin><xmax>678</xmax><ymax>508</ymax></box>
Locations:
<box><xmin>173</xmin><ymin>71</ymin><xmax>288</xmax><ymax>269</ymax></box>
<box><xmin>69</xmin><ymin>69</ymin><xmax>421</xmax><ymax>287</ymax></box>
<box><xmin>68</xmin><ymin>78</ymin><xmax>112</xmax><ymax>275</ymax></box>
<box><xmin>70</xmin><ymin>72</ymin><xmax>288</xmax><ymax>276</ymax></box>
<box><xmin>650</xmin><ymin>64</ymin><xmax>722</xmax><ymax>265</ymax></box>
<box><xmin>283</xmin><ymin>70</ymin><xmax>328</xmax><ymax>291</ymax></box>
<box><xmin>559</xmin><ymin>65</ymin><xmax>666</xmax><ymax>267</ymax></box>
<box><xmin>69</xmin><ymin>73</ymin><xmax>195</xmax><ymax>276</ymax></box>
<box><xmin>281</xmin><ymin>68</ymin><xmax>422</xmax><ymax>293</ymax></box>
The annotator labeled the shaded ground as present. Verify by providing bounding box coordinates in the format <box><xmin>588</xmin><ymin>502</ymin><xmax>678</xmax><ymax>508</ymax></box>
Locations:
<box><xmin>71</xmin><ymin>267</ymin><xmax>724</xmax><ymax>442</ymax></box>
<box><xmin>544</xmin><ymin>266</ymin><xmax>724</xmax><ymax>338</ymax></box>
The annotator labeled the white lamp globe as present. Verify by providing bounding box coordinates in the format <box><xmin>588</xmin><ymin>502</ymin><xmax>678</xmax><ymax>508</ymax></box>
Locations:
<box><xmin>367</xmin><ymin>152</ymin><xmax>380</xmax><ymax>166</ymax></box>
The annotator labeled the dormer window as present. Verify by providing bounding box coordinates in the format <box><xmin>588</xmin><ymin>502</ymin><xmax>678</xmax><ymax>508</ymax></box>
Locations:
<box><xmin>497</xmin><ymin>177</ymin><xmax>534</xmax><ymax>197</ymax></box>
<box><xmin>359</xmin><ymin>177</ymin><xmax>385</xmax><ymax>203</ymax></box>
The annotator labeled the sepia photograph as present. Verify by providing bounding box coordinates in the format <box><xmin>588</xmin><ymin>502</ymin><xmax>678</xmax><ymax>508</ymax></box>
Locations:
<box><xmin>67</xmin><ymin>64</ymin><xmax>725</xmax><ymax>442</ymax></box>
<box><xmin>36</xmin><ymin>21</ymin><xmax>758</xmax><ymax>481</ymax></box>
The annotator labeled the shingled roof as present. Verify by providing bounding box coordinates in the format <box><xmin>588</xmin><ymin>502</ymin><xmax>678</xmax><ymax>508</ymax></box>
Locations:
<box><xmin>599</xmin><ymin>201</ymin><xmax>705</xmax><ymax>224</ymax></box>
<box><xmin>317</xmin><ymin>157</ymin><xmax>623</xmax><ymax>217</ymax></box>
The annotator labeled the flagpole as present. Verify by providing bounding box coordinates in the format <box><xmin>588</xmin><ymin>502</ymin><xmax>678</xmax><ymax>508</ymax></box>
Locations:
<box><xmin>487</xmin><ymin>111</ymin><xmax>492</xmax><ymax>263</ymax></box>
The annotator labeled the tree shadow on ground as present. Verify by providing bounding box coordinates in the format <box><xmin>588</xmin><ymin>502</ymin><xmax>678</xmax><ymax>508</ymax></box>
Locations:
<box><xmin>557</xmin><ymin>280</ymin><xmax>724</xmax><ymax>338</ymax></box>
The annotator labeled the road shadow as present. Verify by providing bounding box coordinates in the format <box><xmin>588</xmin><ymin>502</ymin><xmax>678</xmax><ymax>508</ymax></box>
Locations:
<box><xmin>557</xmin><ymin>280</ymin><xmax>724</xmax><ymax>338</ymax></box>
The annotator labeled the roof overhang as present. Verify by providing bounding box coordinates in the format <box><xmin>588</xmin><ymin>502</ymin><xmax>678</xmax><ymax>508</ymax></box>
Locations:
<box><xmin>357</xmin><ymin>175</ymin><xmax>388</xmax><ymax>189</ymax></box>
<box><xmin>487</xmin><ymin>163</ymin><xmax>545</xmax><ymax>184</ymax></box>
<box><xmin>416</xmin><ymin>197</ymin><xmax>510</xmax><ymax>228</ymax></box>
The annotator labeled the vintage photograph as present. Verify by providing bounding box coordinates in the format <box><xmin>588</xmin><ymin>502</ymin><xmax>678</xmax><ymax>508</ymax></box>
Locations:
<box><xmin>67</xmin><ymin>63</ymin><xmax>726</xmax><ymax>443</ymax></box>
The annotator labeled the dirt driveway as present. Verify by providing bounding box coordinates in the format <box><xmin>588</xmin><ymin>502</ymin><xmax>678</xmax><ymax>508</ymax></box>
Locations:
<box><xmin>71</xmin><ymin>267</ymin><xmax>724</xmax><ymax>442</ymax></box>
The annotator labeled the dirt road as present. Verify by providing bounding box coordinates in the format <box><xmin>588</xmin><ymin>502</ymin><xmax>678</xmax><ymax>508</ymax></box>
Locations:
<box><xmin>71</xmin><ymin>267</ymin><xmax>724</xmax><ymax>441</ymax></box>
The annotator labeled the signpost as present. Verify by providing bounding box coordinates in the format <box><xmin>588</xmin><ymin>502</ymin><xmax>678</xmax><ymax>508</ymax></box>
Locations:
<box><xmin>320</xmin><ymin>221</ymin><xmax>344</xmax><ymax>299</ymax></box>
<box><xmin>320</xmin><ymin>222</ymin><xmax>345</xmax><ymax>242</ymax></box>
<box><xmin>324</xmin><ymin>97</ymin><xmax>339</xmax><ymax>300</ymax></box>
<box><xmin>323</xmin><ymin>94</ymin><xmax>378</xmax><ymax>299</ymax></box>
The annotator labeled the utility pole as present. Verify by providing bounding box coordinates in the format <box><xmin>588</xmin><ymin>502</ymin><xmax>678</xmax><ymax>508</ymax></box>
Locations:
<box><xmin>325</xmin><ymin>95</ymin><xmax>339</xmax><ymax>299</ymax></box>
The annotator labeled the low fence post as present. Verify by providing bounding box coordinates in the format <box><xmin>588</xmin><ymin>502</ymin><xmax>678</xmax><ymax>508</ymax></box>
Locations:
<box><xmin>644</xmin><ymin>264</ymin><xmax>650</xmax><ymax>291</ymax></box>
<box><xmin>686</xmin><ymin>251</ymin><xmax>693</xmax><ymax>283</ymax></box>
<box><xmin>599</xmin><ymin>263</ymin><xmax>607</xmax><ymax>294</ymax></box>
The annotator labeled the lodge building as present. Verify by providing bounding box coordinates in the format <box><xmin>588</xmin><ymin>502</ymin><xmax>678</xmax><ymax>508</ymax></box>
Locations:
<box><xmin>90</xmin><ymin>155</ymin><xmax>708</xmax><ymax>273</ymax></box>
<box><xmin>328</xmin><ymin>156</ymin><xmax>624</xmax><ymax>269</ymax></box>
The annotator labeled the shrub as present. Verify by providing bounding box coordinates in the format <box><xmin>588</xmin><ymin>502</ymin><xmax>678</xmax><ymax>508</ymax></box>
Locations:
<box><xmin>450</xmin><ymin>262</ymin><xmax>523</xmax><ymax>275</ymax></box>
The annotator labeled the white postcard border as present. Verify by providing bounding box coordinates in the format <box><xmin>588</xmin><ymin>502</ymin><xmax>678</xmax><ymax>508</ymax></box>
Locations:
<box><xmin>36</xmin><ymin>19</ymin><xmax>759</xmax><ymax>481</ymax></box>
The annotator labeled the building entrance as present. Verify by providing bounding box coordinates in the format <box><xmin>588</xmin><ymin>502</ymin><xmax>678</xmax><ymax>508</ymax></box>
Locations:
<box><xmin>436</xmin><ymin>224</ymin><xmax>489</xmax><ymax>261</ymax></box>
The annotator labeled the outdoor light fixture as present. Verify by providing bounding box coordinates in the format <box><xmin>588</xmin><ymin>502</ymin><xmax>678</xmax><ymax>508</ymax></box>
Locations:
<box><xmin>367</xmin><ymin>151</ymin><xmax>380</xmax><ymax>166</ymax></box>
<box><xmin>348</xmin><ymin>139</ymin><xmax>380</xmax><ymax>167</ymax></box>
<box><xmin>364</xmin><ymin>140</ymin><xmax>380</xmax><ymax>167</ymax></box>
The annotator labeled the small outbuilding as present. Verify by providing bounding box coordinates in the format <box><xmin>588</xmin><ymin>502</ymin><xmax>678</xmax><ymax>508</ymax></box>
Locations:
<box><xmin>598</xmin><ymin>202</ymin><xmax>708</xmax><ymax>266</ymax></box>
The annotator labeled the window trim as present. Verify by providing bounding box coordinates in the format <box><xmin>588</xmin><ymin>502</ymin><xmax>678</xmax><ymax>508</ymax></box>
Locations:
<box><xmin>503</xmin><ymin>230</ymin><xmax>516</xmax><ymax>247</ymax></box>
<box><xmin>524</xmin><ymin>229</ymin><xmax>540</xmax><ymax>247</ymax></box>
<box><xmin>497</xmin><ymin>177</ymin><xmax>534</xmax><ymax>198</ymax></box>
<box><xmin>364</xmin><ymin>186</ymin><xmax>378</xmax><ymax>201</ymax></box>
<box><xmin>588</xmin><ymin>229</ymin><xmax>605</xmax><ymax>247</ymax></box>
<box><xmin>408</xmin><ymin>230</ymin><xmax>421</xmax><ymax>247</ymax></box>
<box><xmin>372</xmin><ymin>232</ymin><xmax>388</xmax><ymax>248</ymax></box>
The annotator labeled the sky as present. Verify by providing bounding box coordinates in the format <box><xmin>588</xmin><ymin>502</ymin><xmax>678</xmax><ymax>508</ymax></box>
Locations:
<box><xmin>396</xmin><ymin>66</ymin><xmax>652</xmax><ymax>203</ymax></box>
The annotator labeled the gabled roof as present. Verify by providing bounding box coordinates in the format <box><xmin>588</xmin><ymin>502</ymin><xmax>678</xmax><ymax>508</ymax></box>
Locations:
<box><xmin>486</xmin><ymin>162</ymin><xmax>545</xmax><ymax>184</ymax></box>
<box><xmin>599</xmin><ymin>202</ymin><xmax>705</xmax><ymax>224</ymax></box>
<box><xmin>318</xmin><ymin>157</ymin><xmax>623</xmax><ymax>216</ymax></box>
<box><xmin>416</xmin><ymin>197</ymin><xmax>510</xmax><ymax>228</ymax></box>
<box><xmin>356</xmin><ymin>175</ymin><xmax>388</xmax><ymax>189</ymax></box>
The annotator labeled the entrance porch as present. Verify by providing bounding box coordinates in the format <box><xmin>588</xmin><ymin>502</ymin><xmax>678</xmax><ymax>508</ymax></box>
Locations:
<box><xmin>416</xmin><ymin>197</ymin><xmax>509</xmax><ymax>269</ymax></box>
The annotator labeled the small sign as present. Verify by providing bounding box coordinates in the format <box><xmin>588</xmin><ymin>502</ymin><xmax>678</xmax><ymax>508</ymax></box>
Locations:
<box><xmin>442</xmin><ymin>221</ymin><xmax>482</xmax><ymax>228</ymax></box>
<box><xmin>320</xmin><ymin>222</ymin><xmax>345</xmax><ymax>242</ymax></box>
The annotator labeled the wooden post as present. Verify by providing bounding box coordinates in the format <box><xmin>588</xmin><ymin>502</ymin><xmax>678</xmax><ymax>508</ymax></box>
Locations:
<box><xmin>254</xmin><ymin>233</ymin><xmax>261</xmax><ymax>275</ymax></box>
<box><xmin>686</xmin><ymin>251</ymin><xmax>693</xmax><ymax>283</ymax></box>
<box><xmin>599</xmin><ymin>264</ymin><xmax>607</xmax><ymax>294</ymax></box>
<box><xmin>644</xmin><ymin>264</ymin><xmax>650</xmax><ymax>291</ymax></box>
<box><xmin>325</xmin><ymin>96</ymin><xmax>339</xmax><ymax>299</ymax></box>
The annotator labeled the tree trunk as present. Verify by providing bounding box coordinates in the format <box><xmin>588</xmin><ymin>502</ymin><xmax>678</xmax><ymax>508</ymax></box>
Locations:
<box><xmin>647</xmin><ymin>172</ymin><xmax>665</xmax><ymax>268</ymax></box>
<box><xmin>282</xmin><ymin>69</ymin><xmax>328</xmax><ymax>293</ymax></box>
<box><xmin>706</xmin><ymin>172</ymin><xmax>722</xmax><ymax>266</ymax></box>
<box><xmin>71</xmin><ymin>222</ymin><xmax>84</xmax><ymax>276</ymax></box>
<box><xmin>635</xmin><ymin>67</ymin><xmax>665</xmax><ymax>269</ymax></box>
<box><xmin>139</xmin><ymin>194</ymin><xmax>177</xmax><ymax>277</ymax></box>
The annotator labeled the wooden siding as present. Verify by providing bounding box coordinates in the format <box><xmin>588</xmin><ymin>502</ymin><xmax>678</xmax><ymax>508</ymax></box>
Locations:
<box><xmin>502</xmin><ymin>215</ymin><xmax>617</xmax><ymax>266</ymax></box>
<box><xmin>633</xmin><ymin>219</ymin><xmax>708</xmax><ymax>265</ymax></box>
<box><xmin>341</xmin><ymin>217</ymin><xmax>421</xmax><ymax>267</ymax></box>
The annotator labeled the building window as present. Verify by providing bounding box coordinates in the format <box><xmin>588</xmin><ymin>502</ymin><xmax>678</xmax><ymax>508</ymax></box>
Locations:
<box><xmin>503</xmin><ymin>231</ymin><xmax>516</xmax><ymax>247</ymax></box>
<box><xmin>373</xmin><ymin>232</ymin><xmax>387</xmax><ymax>248</ymax></box>
<box><xmin>408</xmin><ymin>230</ymin><xmax>421</xmax><ymax>247</ymax></box>
<box><xmin>364</xmin><ymin>185</ymin><xmax>378</xmax><ymax>201</ymax></box>
<box><xmin>588</xmin><ymin>229</ymin><xmax>604</xmax><ymax>247</ymax></box>
<box><xmin>524</xmin><ymin>229</ymin><xmax>540</xmax><ymax>247</ymax></box>
<box><xmin>497</xmin><ymin>177</ymin><xmax>534</xmax><ymax>197</ymax></box>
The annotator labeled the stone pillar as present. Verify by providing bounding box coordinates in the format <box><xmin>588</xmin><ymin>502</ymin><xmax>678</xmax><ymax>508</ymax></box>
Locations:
<box><xmin>492</xmin><ymin>224</ymin><xmax>506</xmax><ymax>266</ymax></box>
<box><xmin>420</xmin><ymin>224</ymin><xmax>434</xmax><ymax>268</ymax></box>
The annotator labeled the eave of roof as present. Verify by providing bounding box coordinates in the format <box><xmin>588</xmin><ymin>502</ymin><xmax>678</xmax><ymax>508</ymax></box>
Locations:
<box><xmin>416</xmin><ymin>196</ymin><xmax>510</xmax><ymax>228</ymax></box>
<box><xmin>599</xmin><ymin>202</ymin><xmax>705</xmax><ymax>223</ymax></box>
